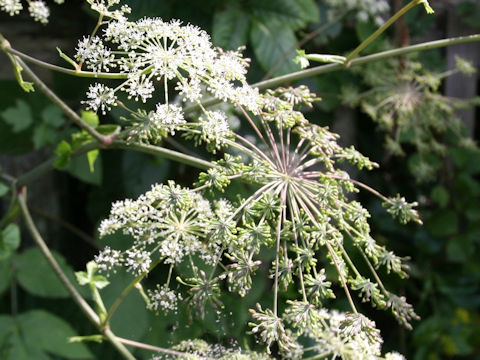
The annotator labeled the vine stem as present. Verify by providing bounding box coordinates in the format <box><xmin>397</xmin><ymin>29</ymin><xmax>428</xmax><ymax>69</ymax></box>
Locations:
<box><xmin>17</xmin><ymin>189</ymin><xmax>135</xmax><ymax>360</ymax></box>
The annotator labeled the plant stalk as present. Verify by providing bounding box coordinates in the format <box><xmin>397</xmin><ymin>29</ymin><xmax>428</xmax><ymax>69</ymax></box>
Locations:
<box><xmin>18</xmin><ymin>190</ymin><xmax>135</xmax><ymax>360</ymax></box>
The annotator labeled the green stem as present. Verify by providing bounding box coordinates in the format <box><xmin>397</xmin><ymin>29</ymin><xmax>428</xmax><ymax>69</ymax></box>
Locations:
<box><xmin>103</xmin><ymin>257</ymin><xmax>163</xmax><ymax>326</ymax></box>
<box><xmin>17</xmin><ymin>190</ymin><xmax>135</xmax><ymax>360</ymax></box>
<box><xmin>16</xmin><ymin>139</ymin><xmax>214</xmax><ymax>188</ymax></box>
<box><xmin>14</xmin><ymin>57</ymin><xmax>109</xmax><ymax>144</ymax></box>
<box><xmin>115</xmin><ymin>336</ymin><xmax>216</xmax><ymax>360</ymax></box>
<box><xmin>345</xmin><ymin>0</ymin><xmax>421</xmax><ymax>64</ymax></box>
<box><xmin>3</xmin><ymin>45</ymin><xmax>130</xmax><ymax>79</ymax></box>
<box><xmin>253</xmin><ymin>34</ymin><xmax>480</xmax><ymax>90</ymax></box>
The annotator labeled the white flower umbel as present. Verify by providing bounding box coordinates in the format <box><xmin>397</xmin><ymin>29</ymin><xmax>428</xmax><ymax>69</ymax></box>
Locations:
<box><xmin>83</xmin><ymin>83</ymin><xmax>117</xmax><ymax>115</ymax></box>
<box><xmin>28</xmin><ymin>0</ymin><xmax>49</xmax><ymax>24</ymax></box>
<box><xmin>151</xmin><ymin>103</ymin><xmax>185</xmax><ymax>136</ymax></box>
<box><xmin>0</xmin><ymin>0</ymin><xmax>22</xmax><ymax>15</ymax></box>
<box><xmin>148</xmin><ymin>285</ymin><xmax>181</xmax><ymax>313</ymax></box>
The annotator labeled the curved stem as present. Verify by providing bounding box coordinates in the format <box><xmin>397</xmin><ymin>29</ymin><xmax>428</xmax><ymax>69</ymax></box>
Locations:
<box><xmin>14</xmin><ymin>57</ymin><xmax>109</xmax><ymax>144</ymax></box>
<box><xmin>3</xmin><ymin>46</ymin><xmax>130</xmax><ymax>79</ymax></box>
<box><xmin>17</xmin><ymin>190</ymin><xmax>135</xmax><ymax>360</ymax></box>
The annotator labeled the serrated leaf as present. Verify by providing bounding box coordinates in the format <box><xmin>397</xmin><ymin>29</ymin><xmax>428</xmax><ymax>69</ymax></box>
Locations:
<box><xmin>15</xmin><ymin>248</ymin><xmax>88</xmax><ymax>298</ymax></box>
<box><xmin>53</xmin><ymin>140</ymin><xmax>72</xmax><ymax>169</ymax></box>
<box><xmin>32</xmin><ymin>123</ymin><xmax>57</xmax><ymax>149</ymax></box>
<box><xmin>41</xmin><ymin>105</ymin><xmax>64</xmax><ymax>127</ymax></box>
<box><xmin>248</xmin><ymin>0</ymin><xmax>319</xmax><ymax>30</ymax></box>
<box><xmin>212</xmin><ymin>2</ymin><xmax>250</xmax><ymax>50</ymax></box>
<box><xmin>250</xmin><ymin>19</ymin><xmax>302</xmax><ymax>76</ymax></box>
<box><xmin>0</xmin><ymin>224</ymin><xmax>20</xmax><ymax>260</ymax></box>
<box><xmin>75</xmin><ymin>271</ymin><xmax>90</xmax><ymax>286</ymax></box>
<box><xmin>1</xmin><ymin>99</ymin><xmax>33</xmax><ymax>133</ymax></box>
<box><xmin>81</xmin><ymin>110</ymin><xmax>99</xmax><ymax>128</ymax></box>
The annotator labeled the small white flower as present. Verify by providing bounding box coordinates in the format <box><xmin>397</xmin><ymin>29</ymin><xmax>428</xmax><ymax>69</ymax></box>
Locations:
<box><xmin>28</xmin><ymin>0</ymin><xmax>49</xmax><ymax>24</ymax></box>
<box><xmin>150</xmin><ymin>103</ymin><xmax>185</xmax><ymax>135</ymax></box>
<box><xmin>83</xmin><ymin>83</ymin><xmax>117</xmax><ymax>115</ymax></box>
<box><xmin>124</xmin><ymin>75</ymin><xmax>154</xmax><ymax>102</ymax></box>
<box><xmin>148</xmin><ymin>285</ymin><xmax>181</xmax><ymax>313</ymax></box>
<box><xmin>94</xmin><ymin>246</ymin><xmax>122</xmax><ymax>272</ymax></box>
<box><xmin>125</xmin><ymin>249</ymin><xmax>151</xmax><ymax>274</ymax></box>
<box><xmin>385</xmin><ymin>352</ymin><xmax>406</xmax><ymax>360</ymax></box>
<box><xmin>0</xmin><ymin>0</ymin><xmax>23</xmax><ymax>16</ymax></box>
<box><xmin>75</xmin><ymin>36</ymin><xmax>115</xmax><ymax>73</ymax></box>
<box><xmin>199</xmin><ymin>110</ymin><xmax>231</xmax><ymax>148</ymax></box>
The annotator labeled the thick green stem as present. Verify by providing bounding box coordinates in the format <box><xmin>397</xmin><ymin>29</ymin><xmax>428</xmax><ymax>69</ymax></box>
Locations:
<box><xmin>345</xmin><ymin>0</ymin><xmax>422</xmax><ymax>63</ymax></box>
<box><xmin>17</xmin><ymin>191</ymin><xmax>135</xmax><ymax>360</ymax></box>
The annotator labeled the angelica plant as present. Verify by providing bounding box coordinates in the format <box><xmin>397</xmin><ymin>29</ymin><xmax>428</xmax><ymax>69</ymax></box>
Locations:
<box><xmin>2</xmin><ymin>0</ymin><xmax>478</xmax><ymax>359</ymax></box>
<box><xmin>56</xmin><ymin>1</ymin><xmax>425</xmax><ymax>358</ymax></box>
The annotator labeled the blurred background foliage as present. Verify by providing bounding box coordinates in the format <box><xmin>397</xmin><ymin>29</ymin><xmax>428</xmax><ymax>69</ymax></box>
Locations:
<box><xmin>0</xmin><ymin>0</ymin><xmax>479</xmax><ymax>359</ymax></box>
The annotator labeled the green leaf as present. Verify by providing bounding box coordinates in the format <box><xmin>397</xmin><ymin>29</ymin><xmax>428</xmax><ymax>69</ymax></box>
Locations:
<box><xmin>96</xmin><ymin>124</ymin><xmax>120</xmax><ymax>136</ymax></box>
<box><xmin>0</xmin><ymin>224</ymin><xmax>21</xmax><ymax>261</ymax></box>
<box><xmin>212</xmin><ymin>2</ymin><xmax>250</xmax><ymax>50</ymax></box>
<box><xmin>250</xmin><ymin>19</ymin><xmax>302</xmax><ymax>76</ymax></box>
<box><xmin>67</xmin><ymin>152</ymin><xmax>102</xmax><ymax>185</ymax></box>
<box><xmin>0</xmin><ymin>311</ymin><xmax>92</xmax><ymax>360</ymax></box>
<box><xmin>87</xmin><ymin>150</ymin><xmax>99</xmax><ymax>173</ymax></box>
<box><xmin>81</xmin><ymin>110</ymin><xmax>99</xmax><ymax>128</ymax></box>
<box><xmin>41</xmin><ymin>105</ymin><xmax>64</xmax><ymax>128</ymax></box>
<box><xmin>0</xmin><ymin>182</ymin><xmax>9</xmax><ymax>197</ymax></box>
<box><xmin>248</xmin><ymin>0</ymin><xmax>319</xmax><ymax>30</ymax></box>
<box><xmin>32</xmin><ymin>123</ymin><xmax>57</xmax><ymax>149</ymax></box>
<box><xmin>6</xmin><ymin>53</ymin><xmax>35</xmax><ymax>93</ymax></box>
<box><xmin>1</xmin><ymin>99</ymin><xmax>33</xmax><ymax>133</ymax></box>
<box><xmin>76</xmin><ymin>261</ymin><xmax>110</xmax><ymax>289</ymax></box>
<box><xmin>102</xmin><ymin>271</ymin><xmax>148</xmax><ymax>340</ymax></box>
<box><xmin>53</xmin><ymin>140</ymin><xmax>73</xmax><ymax>169</ymax></box>
<box><xmin>15</xmin><ymin>248</ymin><xmax>88</xmax><ymax>298</ymax></box>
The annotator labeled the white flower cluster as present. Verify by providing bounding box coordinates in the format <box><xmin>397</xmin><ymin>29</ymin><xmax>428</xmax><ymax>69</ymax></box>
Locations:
<box><xmin>147</xmin><ymin>285</ymin><xmax>181</xmax><ymax>313</ymax></box>
<box><xmin>94</xmin><ymin>246</ymin><xmax>121</xmax><ymax>272</ymax></box>
<box><xmin>0</xmin><ymin>0</ymin><xmax>64</xmax><ymax>23</ymax></box>
<box><xmin>73</xmin><ymin>10</ymin><xmax>262</xmax><ymax>147</ymax></box>
<box><xmin>323</xmin><ymin>0</ymin><xmax>389</xmax><ymax>25</ymax></box>
<box><xmin>97</xmin><ymin>181</ymin><xmax>224</xmax><ymax>266</ymax></box>
<box><xmin>82</xmin><ymin>83</ymin><xmax>117</xmax><ymax>115</ymax></box>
